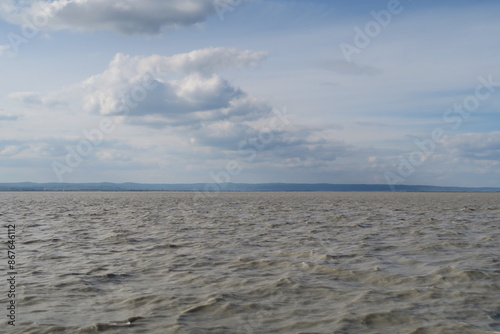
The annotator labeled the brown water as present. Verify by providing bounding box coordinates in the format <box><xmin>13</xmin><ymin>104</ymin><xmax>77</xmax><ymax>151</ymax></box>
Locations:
<box><xmin>1</xmin><ymin>192</ymin><xmax>499</xmax><ymax>333</ymax></box>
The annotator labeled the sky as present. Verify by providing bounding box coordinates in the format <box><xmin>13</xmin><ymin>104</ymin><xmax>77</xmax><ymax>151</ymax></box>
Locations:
<box><xmin>0</xmin><ymin>0</ymin><xmax>499</xmax><ymax>187</ymax></box>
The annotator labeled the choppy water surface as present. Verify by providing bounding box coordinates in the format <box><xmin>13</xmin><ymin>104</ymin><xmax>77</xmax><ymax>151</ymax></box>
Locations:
<box><xmin>1</xmin><ymin>192</ymin><xmax>499</xmax><ymax>333</ymax></box>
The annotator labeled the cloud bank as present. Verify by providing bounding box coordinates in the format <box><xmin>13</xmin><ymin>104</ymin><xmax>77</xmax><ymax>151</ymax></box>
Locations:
<box><xmin>9</xmin><ymin>47</ymin><xmax>351</xmax><ymax>178</ymax></box>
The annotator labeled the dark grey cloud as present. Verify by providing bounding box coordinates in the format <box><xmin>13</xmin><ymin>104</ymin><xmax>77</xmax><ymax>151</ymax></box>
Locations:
<box><xmin>192</xmin><ymin>122</ymin><xmax>353</xmax><ymax>170</ymax></box>
<box><xmin>119</xmin><ymin>75</ymin><xmax>245</xmax><ymax>117</ymax></box>
<box><xmin>2</xmin><ymin>0</ymin><xmax>217</xmax><ymax>35</ymax></box>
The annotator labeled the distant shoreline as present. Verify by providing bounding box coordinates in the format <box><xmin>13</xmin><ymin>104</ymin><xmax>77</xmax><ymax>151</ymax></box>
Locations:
<box><xmin>0</xmin><ymin>183</ymin><xmax>499</xmax><ymax>192</ymax></box>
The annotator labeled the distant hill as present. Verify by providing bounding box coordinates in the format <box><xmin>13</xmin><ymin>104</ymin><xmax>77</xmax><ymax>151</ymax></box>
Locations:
<box><xmin>0</xmin><ymin>182</ymin><xmax>499</xmax><ymax>192</ymax></box>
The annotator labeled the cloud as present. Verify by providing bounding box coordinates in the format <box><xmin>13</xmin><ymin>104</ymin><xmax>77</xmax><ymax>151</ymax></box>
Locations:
<box><xmin>7</xmin><ymin>90</ymin><xmax>68</xmax><ymax>108</ymax></box>
<box><xmin>193</xmin><ymin>120</ymin><xmax>352</xmax><ymax>169</ymax></box>
<box><xmin>444</xmin><ymin>132</ymin><xmax>500</xmax><ymax>161</ymax></box>
<box><xmin>0</xmin><ymin>139</ymin><xmax>29</xmax><ymax>157</ymax></box>
<box><xmin>8</xmin><ymin>92</ymin><xmax>43</xmax><ymax>105</ymax></box>
<box><xmin>7</xmin><ymin>47</ymin><xmax>353</xmax><ymax>174</ymax></box>
<box><xmin>12</xmin><ymin>47</ymin><xmax>268</xmax><ymax>124</ymax></box>
<box><xmin>0</xmin><ymin>0</ymin><xmax>217</xmax><ymax>35</ymax></box>
<box><xmin>317</xmin><ymin>59</ymin><xmax>379</xmax><ymax>76</ymax></box>
<box><xmin>0</xmin><ymin>113</ymin><xmax>19</xmax><ymax>121</ymax></box>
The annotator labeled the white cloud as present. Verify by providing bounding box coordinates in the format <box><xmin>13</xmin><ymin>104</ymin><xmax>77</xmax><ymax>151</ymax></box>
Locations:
<box><xmin>12</xmin><ymin>48</ymin><xmax>269</xmax><ymax>125</ymax></box>
<box><xmin>0</xmin><ymin>0</ymin><xmax>217</xmax><ymax>35</ymax></box>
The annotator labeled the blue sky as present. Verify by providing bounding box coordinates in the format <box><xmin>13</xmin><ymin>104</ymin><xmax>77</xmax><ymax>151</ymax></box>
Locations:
<box><xmin>0</xmin><ymin>0</ymin><xmax>499</xmax><ymax>187</ymax></box>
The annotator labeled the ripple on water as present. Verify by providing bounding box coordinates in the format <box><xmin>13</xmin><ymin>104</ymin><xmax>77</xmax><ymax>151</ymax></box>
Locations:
<box><xmin>4</xmin><ymin>191</ymin><xmax>499</xmax><ymax>333</ymax></box>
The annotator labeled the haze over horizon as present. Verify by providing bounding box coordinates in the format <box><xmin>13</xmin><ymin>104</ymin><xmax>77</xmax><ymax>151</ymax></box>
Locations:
<box><xmin>1</xmin><ymin>0</ymin><xmax>499</xmax><ymax>187</ymax></box>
